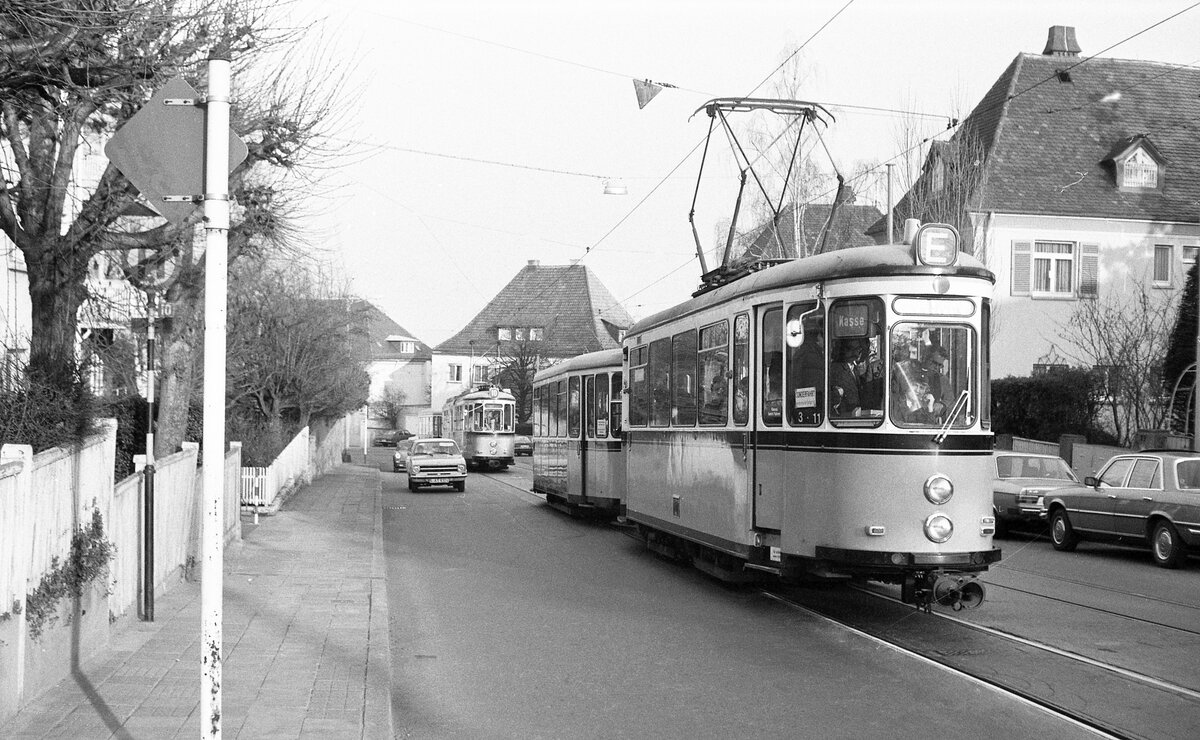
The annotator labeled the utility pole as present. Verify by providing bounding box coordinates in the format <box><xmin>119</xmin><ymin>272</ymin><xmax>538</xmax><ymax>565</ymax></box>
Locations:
<box><xmin>142</xmin><ymin>290</ymin><xmax>156</xmax><ymax>622</ymax></box>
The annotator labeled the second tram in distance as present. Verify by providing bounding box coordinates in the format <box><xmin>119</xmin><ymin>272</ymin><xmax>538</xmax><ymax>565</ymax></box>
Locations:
<box><xmin>443</xmin><ymin>384</ymin><xmax>517</xmax><ymax>470</ymax></box>
<box><xmin>533</xmin><ymin>222</ymin><xmax>1000</xmax><ymax>610</ymax></box>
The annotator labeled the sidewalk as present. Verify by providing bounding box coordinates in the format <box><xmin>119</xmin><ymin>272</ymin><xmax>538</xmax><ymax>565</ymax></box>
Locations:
<box><xmin>0</xmin><ymin>464</ymin><xmax>392</xmax><ymax>739</ymax></box>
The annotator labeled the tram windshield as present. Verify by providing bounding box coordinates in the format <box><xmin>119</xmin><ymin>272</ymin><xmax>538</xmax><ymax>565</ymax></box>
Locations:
<box><xmin>469</xmin><ymin>402</ymin><xmax>514</xmax><ymax>432</ymax></box>
<box><xmin>889</xmin><ymin>324</ymin><xmax>974</xmax><ymax>429</ymax></box>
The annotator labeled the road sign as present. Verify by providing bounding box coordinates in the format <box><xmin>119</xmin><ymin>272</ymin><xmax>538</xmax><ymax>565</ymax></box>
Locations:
<box><xmin>105</xmin><ymin>75</ymin><xmax>248</xmax><ymax>225</ymax></box>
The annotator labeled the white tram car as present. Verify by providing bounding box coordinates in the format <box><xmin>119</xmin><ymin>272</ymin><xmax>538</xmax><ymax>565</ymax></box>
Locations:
<box><xmin>443</xmin><ymin>385</ymin><xmax>517</xmax><ymax>470</ymax></box>
<box><xmin>531</xmin><ymin>349</ymin><xmax>625</xmax><ymax>517</ymax></box>
<box><xmin>538</xmin><ymin>223</ymin><xmax>1000</xmax><ymax>610</ymax></box>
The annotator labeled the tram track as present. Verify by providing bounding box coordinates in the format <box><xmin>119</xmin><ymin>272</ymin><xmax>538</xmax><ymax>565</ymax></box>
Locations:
<box><xmin>765</xmin><ymin>582</ymin><xmax>1200</xmax><ymax>740</ymax></box>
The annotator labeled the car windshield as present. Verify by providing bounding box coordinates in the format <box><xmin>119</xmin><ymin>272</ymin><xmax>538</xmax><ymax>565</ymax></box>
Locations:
<box><xmin>996</xmin><ymin>455</ymin><xmax>1077</xmax><ymax>481</ymax></box>
<box><xmin>412</xmin><ymin>441</ymin><xmax>460</xmax><ymax>456</ymax></box>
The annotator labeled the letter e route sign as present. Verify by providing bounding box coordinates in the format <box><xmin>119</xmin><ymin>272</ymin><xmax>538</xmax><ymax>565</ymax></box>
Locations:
<box><xmin>105</xmin><ymin>75</ymin><xmax>248</xmax><ymax>225</ymax></box>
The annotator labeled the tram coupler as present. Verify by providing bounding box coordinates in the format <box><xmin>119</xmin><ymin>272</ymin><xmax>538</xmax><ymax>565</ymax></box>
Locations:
<box><xmin>903</xmin><ymin>572</ymin><xmax>985</xmax><ymax>612</ymax></box>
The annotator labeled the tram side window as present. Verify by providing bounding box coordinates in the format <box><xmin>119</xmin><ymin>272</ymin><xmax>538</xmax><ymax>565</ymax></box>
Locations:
<box><xmin>610</xmin><ymin>372</ymin><xmax>623</xmax><ymax>435</ymax></box>
<box><xmin>568</xmin><ymin>376</ymin><xmax>581</xmax><ymax>438</ymax></box>
<box><xmin>648</xmin><ymin>338</ymin><xmax>672</xmax><ymax>427</ymax></box>
<box><xmin>533</xmin><ymin>387</ymin><xmax>541</xmax><ymax>437</ymax></box>
<box><xmin>595</xmin><ymin>374</ymin><xmax>610</xmax><ymax>437</ymax></box>
<box><xmin>629</xmin><ymin>345</ymin><xmax>648</xmax><ymax>426</ymax></box>
<box><xmin>761</xmin><ymin>306</ymin><xmax>783</xmax><ymax>426</ymax></box>
<box><xmin>786</xmin><ymin>303</ymin><xmax>823</xmax><ymax>426</ymax></box>
<box><xmin>505</xmin><ymin>403</ymin><xmax>513</xmax><ymax>431</ymax></box>
<box><xmin>828</xmin><ymin>298</ymin><xmax>885</xmax><ymax>424</ymax></box>
<box><xmin>671</xmin><ymin>330</ymin><xmax>697</xmax><ymax>426</ymax></box>
<box><xmin>585</xmin><ymin>375</ymin><xmax>596</xmax><ymax>438</ymax></box>
<box><xmin>698</xmin><ymin>320</ymin><xmax>729</xmax><ymax>425</ymax></box>
<box><xmin>890</xmin><ymin>323</ymin><xmax>974</xmax><ymax>429</ymax></box>
<box><xmin>733</xmin><ymin>313</ymin><xmax>749</xmax><ymax>425</ymax></box>
<box><xmin>553</xmin><ymin>380</ymin><xmax>565</xmax><ymax>437</ymax></box>
<box><xmin>981</xmin><ymin>300</ymin><xmax>991</xmax><ymax>430</ymax></box>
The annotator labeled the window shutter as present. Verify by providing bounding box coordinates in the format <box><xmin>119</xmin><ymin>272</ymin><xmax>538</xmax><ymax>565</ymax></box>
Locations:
<box><xmin>1079</xmin><ymin>243</ymin><xmax>1100</xmax><ymax>297</ymax></box>
<box><xmin>1011</xmin><ymin>241</ymin><xmax>1032</xmax><ymax>296</ymax></box>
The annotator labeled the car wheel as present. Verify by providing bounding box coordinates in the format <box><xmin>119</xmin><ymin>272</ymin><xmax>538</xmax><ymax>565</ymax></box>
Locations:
<box><xmin>1049</xmin><ymin>508</ymin><xmax>1079</xmax><ymax>551</ymax></box>
<box><xmin>992</xmin><ymin>509</ymin><xmax>1007</xmax><ymax>538</ymax></box>
<box><xmin>407</xmin><ymin>477</ymin><xmax>418</xmax><ymax>493</ymax></box>
<box><xmin>1151</xmin><ymin>520</ymin><xmax>1185</xmax><ymax>569</ymax></box>
<box><xmin>454</xmin><ymin>480</ymin><xmax>465</xmax><ymax>492</ymax></box>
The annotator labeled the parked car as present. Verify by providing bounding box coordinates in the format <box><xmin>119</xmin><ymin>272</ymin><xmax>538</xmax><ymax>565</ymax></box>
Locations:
<box><xmin>1044</xmin><ymin>450</ymin><xmax>1200</xmax><ymax>568</ymax></box>
<box><xmin>992</xmin><ymin>451</ymin><xmax>1078</xmax><ymax>536</ymax></box>
<box><xmin>513</xmin><ymin>435</ymin><xmax>534</xmax><ymax>456</ymax></box>
<box><xmin>373</xmin><ymin>430</ymin><xmax>401</xmax><ymax>447</ymax></box>
<box><xmin>406</xmin><ymin>438</ymin><xmax>468</xmax><ymax>492</ymax></box>
<box><xmin>392</xmin><ymin>439</ymin><xmax>414</xmax><ymax>472</ymax></box>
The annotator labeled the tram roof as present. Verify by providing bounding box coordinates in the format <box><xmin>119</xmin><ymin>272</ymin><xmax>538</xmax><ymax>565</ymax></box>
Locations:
<box><xmin>533</xmin><ymin>347</ymin><xmax>623</xmax><ymax>385</ymax></box>
<box><xmin>445</xmin><ymin>385</ymin><xmax>517</xmax><ymax>405</ymax></box>
<box><xmin>628</xmin><ymin>244</ymin><xmax>993</xmax><ymax>337</ymax></box>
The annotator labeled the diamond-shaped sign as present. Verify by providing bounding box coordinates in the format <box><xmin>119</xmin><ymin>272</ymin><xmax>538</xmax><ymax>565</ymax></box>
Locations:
<box><xmin>105</xmin><ymin>75</ymin><xmax>248</xmax><ymax>225</ymax></box>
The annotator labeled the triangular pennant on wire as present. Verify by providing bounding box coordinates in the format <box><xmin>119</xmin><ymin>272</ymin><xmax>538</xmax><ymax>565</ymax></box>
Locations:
<box><xmin>633</xmin><ymin>79</ymin><xmax>663</xmax><ymax>109</ymax></box>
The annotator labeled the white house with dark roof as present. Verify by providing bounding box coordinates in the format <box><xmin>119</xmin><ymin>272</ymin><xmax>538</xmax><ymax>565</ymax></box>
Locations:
<box><xmin>348</xmin><ymin>300</ymin><xmax>433</xmax><ymax>446</ymax></box>
<box><xmin>430</xmin><ymin>260</ymin><xmax>633</xmax><ymax>416</ymax></box>
<box><xmin>872</xmin><ymin>25</ymin><xmax>1200</xmax><ymax>379</ymax></box>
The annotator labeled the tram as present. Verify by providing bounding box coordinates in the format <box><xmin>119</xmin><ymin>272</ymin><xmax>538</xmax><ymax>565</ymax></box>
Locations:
<box><xmin>442</xmin><ymin>385</ymin><xmax>517</xmax><ymax>470</ymax></box>
<box><xmin>537</xmin><ymin>222</ymin><xmax>999</xmax><ymax>610</ymax></box>
<box><xmin>531</xmin><ymin>349</ymin><xmax>625</xmax><ymax>517</ymax></box>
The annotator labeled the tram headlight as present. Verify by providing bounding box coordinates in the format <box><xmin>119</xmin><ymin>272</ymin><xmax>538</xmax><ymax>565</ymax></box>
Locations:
<box><xmin>924</xmin><ymin>513</ymin><xmax>954</xmax><ymax>543</ymax></box>
<box><xmin>923</xmin><ymin>474</ymin><xmax>954</xmax><ymax>504</ymax></box>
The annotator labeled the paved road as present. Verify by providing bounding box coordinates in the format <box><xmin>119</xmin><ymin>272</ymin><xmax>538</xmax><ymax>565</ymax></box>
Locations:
<box><xmin>372</xmin><ymin>453</ymin><xmax>1098</xmax><ymax>740</ymax></box>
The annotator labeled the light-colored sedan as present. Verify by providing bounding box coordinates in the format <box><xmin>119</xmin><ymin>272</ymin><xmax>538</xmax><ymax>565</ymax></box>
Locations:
<box><xmin>406</xmin><ymin>438</ymin><xmax>468</xmax><ymax>492</ymax></box>
<box><xmin>992</xmin><ymin>451</ymin><xmax>1078</xmax><ymax>536</ymax></box>
<box><xmin>1044</xmin><ymin>451</ymin><xmax>1200</xmax><ymax>568</ymax></box>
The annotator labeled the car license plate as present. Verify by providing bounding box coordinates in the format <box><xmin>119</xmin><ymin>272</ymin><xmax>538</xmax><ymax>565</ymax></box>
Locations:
<box><xmin>429</xmin><ymin>478</ymin><xmax>448</xmax><ymax>484</ymax></box>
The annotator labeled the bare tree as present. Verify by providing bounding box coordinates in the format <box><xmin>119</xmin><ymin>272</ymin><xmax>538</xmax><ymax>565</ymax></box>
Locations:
<box><xmin>371</xmin><ymin>385</ymin><xmax>408</xmax><ymax>431</ymax></box>
<box><xmin>493</xmin><ymin>335</ymin><xmax>555</xmax><ymax>425</ymax></box>
<box><xmin>225</xmin><ymin>261</ymin><xmax>369</xmax><ymax>456</ymax></box>
<box><xmin>0</xmin><ymin>1</ymin><xmax>349</xmax><ymax>455</ymax></box>
<box><xmin>1059</xmin><ymin>286</ymin><xmax>1177</xmax><ymax>445</ymax></box>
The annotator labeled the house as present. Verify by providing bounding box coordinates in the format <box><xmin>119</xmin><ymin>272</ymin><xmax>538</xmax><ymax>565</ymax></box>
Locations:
<box><xmin>0</xmin><ymin>236</ymin><xmax>30</xmax><ymax>385</ymax></box>
<box><xmin>349</xmin><ymin>300</ymin><xmax>432</xmax><ymax>446</ymax></box>
<box><xmin>430</xmin><ymin>260</ymin><xmax>634</xmax><ymax>421</ymax></box>
<box><xmin>740</xmin><ymin>201</ymin><xmax>885</xmax><ymax>260</ymax></box>
<box><xmin>870</xmin><ymin>25</ymin><xmax>1200</xmax><ymax>378</ymax></box>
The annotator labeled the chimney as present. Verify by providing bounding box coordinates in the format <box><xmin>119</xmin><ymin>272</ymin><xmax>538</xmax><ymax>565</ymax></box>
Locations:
<box><xmin>1043</xmin><ymin>26</ymin><xmax>1081</xmax><ymax>57</ymax></box>
<box><xmin>527</xmin><ymin>259</ymin><xmax>540</xmax><ymax>267</ymax></box>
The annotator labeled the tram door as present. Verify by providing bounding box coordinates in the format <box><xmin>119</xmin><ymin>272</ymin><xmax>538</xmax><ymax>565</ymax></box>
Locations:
<box><xmin>754</xmin><ymin>304</ymin><xmax>785</xmax><ymax>530</ymax></box>
<box><xmin>567</xmin><ymin>376</ymin><xmax>584</xmax><ymax>498</ymax></box>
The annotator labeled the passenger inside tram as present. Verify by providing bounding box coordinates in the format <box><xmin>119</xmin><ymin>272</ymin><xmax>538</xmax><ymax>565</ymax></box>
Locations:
<box><xmin>787</xmin><ymin>310</ymin><xmax>824</xmax><ymax>425</ymax></box>
<box><xmin>892</xmin><ymin>338</ymin><xmax>952</xmax><ymax>425</ymax></box>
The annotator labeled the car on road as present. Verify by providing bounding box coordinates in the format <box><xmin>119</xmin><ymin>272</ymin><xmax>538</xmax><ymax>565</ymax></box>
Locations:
<box><xmin>373</xmin><ymin>430</ymin><xmax>400</xmax><ymax>447</ymax></box>
<box><xmin>392</xmin><ymin>438</ymin><xmax>414</xmax><ymax>472</ymax></box>
<box><xmin>1044</xmin><ymin>450</ymin><xmax>1200</xmax><ymax>568</ymax></box>
<box><xmin>513</xmin><ymin>434</ymin><xmax>534</xmax><ymax>456</ymax></box>
<box><xmin>992</xmin><ymin>451</ymin><xmax>1078</xmax><ymax>536</ymax></box>
<box><xmin>406</xmin><ymin>437</ymin><xmax>468</xmax><ymax>492</ymax></box>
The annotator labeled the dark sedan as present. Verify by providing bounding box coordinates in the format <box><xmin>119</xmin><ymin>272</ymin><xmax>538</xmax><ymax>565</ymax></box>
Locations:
<box><xmin>513</xmin><ymin>435</ymin><xmax>534</xmax><ymax>456</ymax></box>
<box><xmin>1044</xmin><ymin>450</ymin><xmax>1200</xmax><ymax>568</ymax></box>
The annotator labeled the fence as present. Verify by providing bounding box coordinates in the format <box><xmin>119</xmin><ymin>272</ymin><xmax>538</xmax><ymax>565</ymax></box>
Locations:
<box><xmin>238</xmin><ymin>415</ymin><xmax>350</xmax><ymax>509</ymax></box>
<box><xmin>0</xmin><ymin>420</ymin><xmax>243</xmax><ymax>723</ymax></box>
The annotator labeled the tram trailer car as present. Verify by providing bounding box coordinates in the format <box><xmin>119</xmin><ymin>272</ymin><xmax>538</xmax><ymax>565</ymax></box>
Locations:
<box><xmin>617</xmin><ymin>222</ymin><xmax>999</xmax><ymax>610</ymax></box>
<box><xmin>443</xmin><ymin>385</ymin><xmax>517</xmax><ymax>470</ymax></box>
<box><xmin>532</xmin><ymin>348</ymin><xmax>626</xmax><ymax>518</ymax></box>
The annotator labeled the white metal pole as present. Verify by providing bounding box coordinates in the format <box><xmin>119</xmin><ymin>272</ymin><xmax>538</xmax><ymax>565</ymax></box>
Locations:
<box><xmin>886</xmin><ymin>163</ymin><xmax>894</xmax><ymax>244</ymax></box>
<box><xmin>201</xmin><ymin>54</ymin><xmax>231</xmax><ymax>739</ymax></box>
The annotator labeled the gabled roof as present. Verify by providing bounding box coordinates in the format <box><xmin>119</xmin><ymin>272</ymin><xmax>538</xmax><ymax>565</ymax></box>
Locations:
<box><xmin>435</xmin><ymin>261</ymin><xmax>634</xmax><ymax>356</ymax></box>
<box><xmin>352</xmin><ymin>300</ymin><xmax>432</xmax><ymax>361</ymax></box>
<box><xmin>873</xmin><ymin>44</ymin><xmax>1200</xmax><ymax>231</ymax></box>
<box><xmin>741</xmin><ymin>202</ymin><xmax>884</xmax><ymax>259</ymax></box>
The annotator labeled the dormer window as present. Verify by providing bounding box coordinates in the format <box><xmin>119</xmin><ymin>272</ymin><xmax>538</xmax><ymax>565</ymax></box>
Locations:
<box><xmin>1108</xmin><ymin>136</ymin><xmax>1164</xmax><ymax>191</ymax></box>
<box><xmin>1122</xmin><ymin>148</ymin><xmax>1158</xmax><ymax>189</ymax></box>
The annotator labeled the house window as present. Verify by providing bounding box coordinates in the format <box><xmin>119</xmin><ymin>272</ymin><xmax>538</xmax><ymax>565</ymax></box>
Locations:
<box><xmin>1032</xmin><ymin>363</ymin><xmax>1068</xmax><ymax>376</ymax></box>
<box><xmin>1184</xmin><ymin>246</ymin><xmax>1199</xmax><ymax>271</ymax></box>
<box><xmin>448</xmin><ymin>363</ymin><xmax>463</xmax><ymax>383</ymax></box>
<box><xmin>515</xmin><ymin>327</ymin><xmax>526</xmax><ymax>341</ymax></box>
<box><xmin>471</xmin><ymin>363</ymin><xmax>490</xmax><ymax>384</ymax></box>
<box><xmin>529</xmin><ymin>327</ymin><xmax>544</xmax><ymax>341</ymax></box>
<box><xmin>399</xmin><ymin>341</ymin><xmax>415</xmax><ymax>354</ymax></box>
<box><xmin>1153</xmin><ymin>245</ymin><xmax>1172</xmax><ymax>285</ymax></box>
<box><xmin>497</xmin><ymin>327</ymin><xmax>512</xmax><ymax>341</ymax></box>
<box><xmin>1033</xmin><ymin>241</ymin><xmax>1075</xmax><ymax>295</ymax></box>
<box><xmin>1123</xmin><ymin>148</ymin><xmax>1158</xmax><ymax>188</ymax></box>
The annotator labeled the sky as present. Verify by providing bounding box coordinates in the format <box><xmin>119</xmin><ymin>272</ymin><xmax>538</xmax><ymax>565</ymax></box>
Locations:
<box><xmin>284</xmin><ymin>0</ymin><xmax>1200</xmax><ymax>347</ymax></box>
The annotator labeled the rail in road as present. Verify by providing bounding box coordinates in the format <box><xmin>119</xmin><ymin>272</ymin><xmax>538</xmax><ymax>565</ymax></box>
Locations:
<box><xmin>385</xmin><ymin>454</ymin><xmax>1197</xmax><ymax>739</ymax></box>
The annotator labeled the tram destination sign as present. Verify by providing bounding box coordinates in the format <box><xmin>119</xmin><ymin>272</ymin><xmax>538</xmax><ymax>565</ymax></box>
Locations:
<box><xmin>105</xmin><ymin>75</ymin><xmax>248</xmax><ymax>225</ymax></box>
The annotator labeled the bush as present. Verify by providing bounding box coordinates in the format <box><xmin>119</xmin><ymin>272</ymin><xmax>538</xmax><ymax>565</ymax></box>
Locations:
<box><xmin>0</xmin><ymin>368</ymin><xmax>99</xmax><ymax>453</ymax></box>
<box><xmin>992</xmin><ymin>370</ymin><xmax>1114</xmax><ymax>443</ymax></box>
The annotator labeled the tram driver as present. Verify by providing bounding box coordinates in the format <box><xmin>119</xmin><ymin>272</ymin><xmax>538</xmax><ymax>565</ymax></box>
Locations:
<box><xmin>892</xmin><ymin>341</ymin><xmax>951</xmax><ymax>424</ymax></box>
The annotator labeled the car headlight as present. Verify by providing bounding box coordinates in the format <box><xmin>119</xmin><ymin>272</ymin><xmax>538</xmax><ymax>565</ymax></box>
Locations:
<box><xmin>924</xmin><ymin>513</ymin><xmax>953</xmax><ymax>543</ymax></box>
<box><xmin>924</xmin><ymin>474</ymin><xmax>953</xmax><ymax>504</ymax></box>
<box><xmin>458</xmin><ymin>464</ymin><xmax>466</xmax><ymax>474</ymax></box>
<box><xmin>410</xmin><ymin>463</ymin><xmax>420</xmax><ymax>473</ymax></box>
